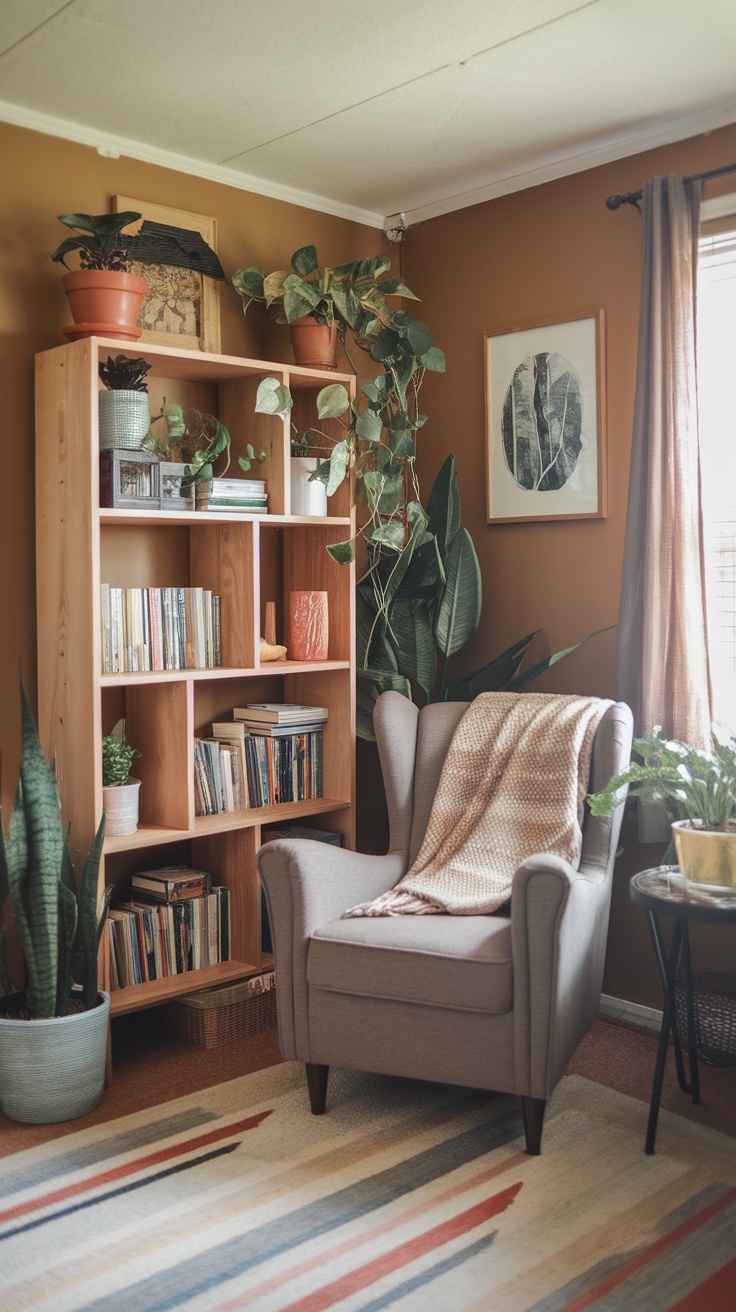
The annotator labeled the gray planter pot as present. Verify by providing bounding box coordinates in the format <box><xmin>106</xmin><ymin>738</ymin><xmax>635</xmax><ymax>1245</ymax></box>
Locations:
<box><xmin>103</xmin><ymin>776</ymin><xmax>141</xmax><ymax>837</ymax></box>
<box><xmin>0</xmin><ymin>991</ymin><xmax>110</xmax><ymax>1123</ymax></box>
<box><xmin>99</xmin><ymin>389</ymin><xmax>150</xmax><ymax>450</ymax></box>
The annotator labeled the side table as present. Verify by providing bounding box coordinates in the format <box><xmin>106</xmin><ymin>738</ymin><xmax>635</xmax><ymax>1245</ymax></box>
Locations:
<box><xmin>629</xmin><ymin>866</ymin><xmax>736</xmax><ymax>1153</ymax></box>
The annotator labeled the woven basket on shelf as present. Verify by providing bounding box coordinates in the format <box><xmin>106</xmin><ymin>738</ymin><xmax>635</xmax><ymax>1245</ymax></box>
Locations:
<box><xmin>164</xmin><ymin>971</ymin><xmax>277</xmax><ymax>1049</ymax></box>
<box><xmin>675</xmin><ymin>972</ymin><xmax>736</xmax><ymax>1067</ymax></box>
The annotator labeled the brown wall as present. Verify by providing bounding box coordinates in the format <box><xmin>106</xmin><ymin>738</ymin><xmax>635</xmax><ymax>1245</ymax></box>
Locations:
<box><xmin>405</xmin><ymin>122</ymin><xmax>736</xmax><ymax>1008</ymax></box>
<box><xmin>0</xmin><ymin>119</ymin><xmax>382</xmax><ymax>811</ymax></box>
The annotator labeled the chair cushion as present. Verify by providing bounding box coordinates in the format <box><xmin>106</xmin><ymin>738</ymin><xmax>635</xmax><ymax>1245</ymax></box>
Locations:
<box><xmin>308</xmin><ymin>914</ymin><xmax>513</xmax><ymax>1014</ymax></box>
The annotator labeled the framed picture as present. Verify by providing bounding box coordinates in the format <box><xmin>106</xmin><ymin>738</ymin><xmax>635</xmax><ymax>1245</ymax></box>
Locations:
<box><xmin>113</xmin><ymin>196</ymin><xmax>221</xmax><ymax>353</ymax></box>
<box><xmin>484</xmin><ymin>311</ymin><xmax>606</xmax><ymax>522</ymax></box>
<box><xmin>159</xmin><ymin>462</ymin><xmax>194</xmax><ymax>512</ymax></box>
<box><xmin>99</xmin><ymin>449</ymin><xmax>160</xmax><ymax>510</ymax></box>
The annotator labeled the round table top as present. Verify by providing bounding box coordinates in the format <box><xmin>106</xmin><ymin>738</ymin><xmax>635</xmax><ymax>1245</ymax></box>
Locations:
<box><xmin>630</xmin><ymin>866</ymin><xmax>736</xmax><ymax>924</ymax></box>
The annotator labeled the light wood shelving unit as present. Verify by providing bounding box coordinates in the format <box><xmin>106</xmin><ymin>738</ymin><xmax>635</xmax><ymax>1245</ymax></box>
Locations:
<box><xmin>35</xmin><ymin>336</ymin><xmax>356</xmax><ymax>1030</ymax></box>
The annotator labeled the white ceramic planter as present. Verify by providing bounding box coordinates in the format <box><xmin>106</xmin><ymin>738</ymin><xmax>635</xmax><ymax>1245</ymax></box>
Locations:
<box><xmin>290</xmin><ymin>457</ymin><xmax>328</xmax><ymax>517</ymax></box>
<box><xmin>99</xmin><ymin>390</ymin><xmax>150</xmax><ymax>450</ymax></box>
<box><xmin>0</xmin><ymin>991</ymin><xmax>110</xmax><ymax>1123</ymax></box>
<box><xmin>103</xmin><ymin>776</ymin><xmax>141</xmax><ymax>836</ymax></box>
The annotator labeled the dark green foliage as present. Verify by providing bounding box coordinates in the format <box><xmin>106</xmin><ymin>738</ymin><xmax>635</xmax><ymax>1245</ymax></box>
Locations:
<box><xmin>51</xmin><ymin>211</ymin><xmax>142</xmax><ymax>272</ymax></box>
<box><xmin>101</xmin><ymin>720</ymin><xmax>139</xmax><ymax>787</ymax></box>
<box><xmin>588</xmin><ymin>726</ymin><xmax>736</xmax><ymax>827</ymax></box>
<box><xmin>99</xmin><ymin>355</ymin><xmax>152</xmax><ymax>392</ymax></box>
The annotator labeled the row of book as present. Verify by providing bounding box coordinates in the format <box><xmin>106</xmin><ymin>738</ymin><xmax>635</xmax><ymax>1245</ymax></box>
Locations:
<box><xmin>107</xmin><ymin>868</ymin><xmax>229</xmax><ymax>990</ymax></box>
<box><xmin>194</xmin><ymin>703</ymin><xmax>327</xmax><ymax>813</ymax></box>
<box><xmin>100</xmin><ymin>585</ymin><xmax>222</xmax><ymax>674</ymax></box>
<box><xmin>208</xmin><ymin>477</ymin><xmax>269</xmax><ymax>513</ymax></box>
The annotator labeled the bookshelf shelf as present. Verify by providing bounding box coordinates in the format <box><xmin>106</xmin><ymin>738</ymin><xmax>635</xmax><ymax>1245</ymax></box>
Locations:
<box><xmin>35</xmin><ymin>337</ymin><xmax>356</xmax><ymax>1057</ymax></box>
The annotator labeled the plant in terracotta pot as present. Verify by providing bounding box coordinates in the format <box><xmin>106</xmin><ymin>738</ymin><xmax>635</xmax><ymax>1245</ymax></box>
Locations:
<box><xmin>98</xmin><ymin>353</ymin><xmax>153</xmax><ymax>450</ymax></box>
<box><xmin>102</xmin><ymin>719</ymin><xmax>141</xmax><ymax>837</ymax></box>
<box><xmin>588</xmin><ymin>727</ymin><xmax>736</xmax><ymax>889</ymax></box>
<box><xmin>52</xmin><ymin>210</ymin><xmax>146</xmax><ymax>343</ymax></box>
<box><xmin>0</xmin><ymin>682</ymin><xmax>112</xmax><ymax>1123</ymax></box>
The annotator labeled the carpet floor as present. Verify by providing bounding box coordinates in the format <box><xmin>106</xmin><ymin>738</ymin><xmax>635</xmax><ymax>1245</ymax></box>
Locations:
<box><xmin>2</xmin><ymin>1063</ymin><xmax>735</xmax><ymax>1312</ymax></box>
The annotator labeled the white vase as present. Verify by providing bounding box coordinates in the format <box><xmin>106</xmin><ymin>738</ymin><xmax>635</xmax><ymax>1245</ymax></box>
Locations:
<box><xmin>290</xmin><ymin>457</ymin><xmax>328</xmax><ymax>517</ymax></box>
<box><xmin>103</xmin><ymin>776</ymin><xmax>141</xmax><ymax>836</ymax></box>
<box><xmin>99</xmin><ymin>390</ymin><xmax>150</xmax><ymax>450</ymax></box>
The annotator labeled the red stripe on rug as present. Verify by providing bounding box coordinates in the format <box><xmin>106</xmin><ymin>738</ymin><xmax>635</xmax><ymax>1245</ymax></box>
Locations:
<box><xmin>562</xmin><ymin>1188</ymin><xmax>736</xmax><ymax>1311</ymax></box>
<box><xmin>280</xmin><ymin>1181</ymin><xmax>523</xmax><ymax>1312</ymax></box>
<box><xmin>0</xmin><ymin>1111</ymin><xmax>272</xmax><ymax>1225</ymax></box>
<box><xmin>668</xmin><ymin>1257</ymin><xmax>736</xmax><ymax>1311</ymax></box>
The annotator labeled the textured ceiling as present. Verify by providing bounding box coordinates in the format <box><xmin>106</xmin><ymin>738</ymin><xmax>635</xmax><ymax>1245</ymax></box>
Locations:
<box><xmin>1</xmin><ymin>0</ymin><xmax>735</xmax><ymax>226</ymax></box>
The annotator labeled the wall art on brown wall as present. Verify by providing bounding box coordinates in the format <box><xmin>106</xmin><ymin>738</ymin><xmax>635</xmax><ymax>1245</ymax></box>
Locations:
<box><xmin>113</xmin><ymin>196</ymin><xmax>221</xmax><ymax>353</ymax></box>
<box><xmin>484</xmin><ymin>310</ymin><xmax>606</xmax><ymax>522</ymax></box>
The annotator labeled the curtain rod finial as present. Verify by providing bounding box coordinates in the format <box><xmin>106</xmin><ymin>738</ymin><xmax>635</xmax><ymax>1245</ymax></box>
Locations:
<box><xmin>606</xmin><ymin>194</ymin><xmax>623</xmax><ymax>210</ymax></box>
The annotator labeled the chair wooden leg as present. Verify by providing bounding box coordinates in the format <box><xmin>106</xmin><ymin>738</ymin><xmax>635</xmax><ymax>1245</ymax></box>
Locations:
<box><xmin>305</xmin><ymin>1063</ymin><xmax>329</xmax><ymax>1114</ymax></box>
<box><xmin>520</xmin><ymin>1095</ymin><xmax>546</xmax><ymax>1155</ymax></box>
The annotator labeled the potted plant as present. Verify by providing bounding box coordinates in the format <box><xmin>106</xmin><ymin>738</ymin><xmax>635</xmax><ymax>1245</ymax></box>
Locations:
<box><xmin>588</xmin><ymin>727</ymin><xmax>736</xmax><ymax>889</ymax></box>
<box><xmin>102</xmin><ymin>719</ymin><xmax>141</xmax><ymax>837</ymax></box>
<box><xmin>51</xmin><ymin>210</ymin><xmax>146</xmax><ymax>342</ymax></box>
<box><xmin>98</xmin><ymin>353</ymin><xmax>153</xmax><ymax>450</ymax></box>
<box><xmin>0</xmin><ymin>683</ymin><xmax>111</xmax><ymax>1123</ymax></box>
<box><xmin>143</xmin><ymin>402</ymin><xmax>248</xmax><ymax>508</ymax></box>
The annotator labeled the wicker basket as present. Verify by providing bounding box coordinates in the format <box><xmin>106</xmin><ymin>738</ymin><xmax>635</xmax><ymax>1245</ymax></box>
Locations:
<box><xmin>675</xmin><ymin>972</ymin><xmax>736</xmax><ymax>1067</ymax></box>
<box><xmin>164</xmin><ymin>971</ymin><xmax>276</xmax><ymax>1048</ymax></box>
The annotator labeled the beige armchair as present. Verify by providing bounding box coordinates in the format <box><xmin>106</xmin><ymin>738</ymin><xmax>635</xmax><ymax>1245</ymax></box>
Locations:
<box><xmin>258</xmin><ymin>692</ymin><xmax>633</xmax><ymax>1154</ymax></box>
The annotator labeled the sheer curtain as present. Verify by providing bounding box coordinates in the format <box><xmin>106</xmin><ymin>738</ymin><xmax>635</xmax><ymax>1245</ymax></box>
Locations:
<box><xmin>615</xmin><ymin>174</ymin><xmax>712</xmax><ymax>753</ymax></box>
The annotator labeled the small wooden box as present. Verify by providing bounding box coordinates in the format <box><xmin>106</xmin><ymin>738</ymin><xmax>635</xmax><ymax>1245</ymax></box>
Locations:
<box><xmin>100</xmin><ymin>449</ymin><xmax>160</xmax><ymax>509</ymax></box>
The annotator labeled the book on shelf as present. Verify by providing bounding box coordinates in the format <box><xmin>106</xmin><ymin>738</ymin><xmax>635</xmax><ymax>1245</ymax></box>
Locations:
<box><xmin>212</xmin><ymin>477</ymin><xmax>265</xmax><ymax>494</ymax></box>
<box><xmin>195</xmin><ymin>726</ymin><xmax>323</xmax><ymax>812</ymax></box>
<box><xmin>130</xmin><ymin>866</ymin><xmax>212</xmax><ymax>902</ymax></box>
<box><xmin>100</xmin><ymin>585</ymin><xmax>221</xmax><ymax>674</ymax></box>
<box><xmin>233</xmin><ymin>703</ymin><xmax>329</xmax><ymax>725</ymax></box>
<box><xmin>107</xmin><ymin>885</ymin><xmax>230</xmax><ymax>990</ymax></box>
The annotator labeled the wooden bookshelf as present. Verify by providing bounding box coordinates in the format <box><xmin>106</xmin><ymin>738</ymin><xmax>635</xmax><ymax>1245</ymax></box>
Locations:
<box><xmin>35</xmin><ymin>336</ymin><xmax>356</xmax><ymax>1046</ymax></box>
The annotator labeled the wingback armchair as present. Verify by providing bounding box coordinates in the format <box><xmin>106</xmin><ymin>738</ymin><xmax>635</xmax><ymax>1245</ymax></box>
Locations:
<box><xmin>258</xmin><ymin>692</ymin><xmax>633</xmax><ymax>1154</ymax></box>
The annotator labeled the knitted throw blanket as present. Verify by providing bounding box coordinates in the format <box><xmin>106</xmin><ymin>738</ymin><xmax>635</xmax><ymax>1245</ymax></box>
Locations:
<box><xmin>344</xmin><ymin>691</ymin><xmax>610</xmax><ymax>917</ymax></box>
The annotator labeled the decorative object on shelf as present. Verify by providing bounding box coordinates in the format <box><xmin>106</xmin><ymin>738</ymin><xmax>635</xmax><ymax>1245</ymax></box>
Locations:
<box><xmin>98</xmin><ymin>353</ymin><xmax>153</xmax><ymax>450</ymax></box>
<box><xmin>52</xmin><ymin>210</ymin><xmax>147</xmax><ymax>342</ymax></box>
<box><xmin>289</xmin><ymin>590</ymin><xmax>329</xmax><ymax>662</ymax></box>
<box><xmin>260</xmin><ymin>602</ymin><xmax>286</xmax><ymax>661</ymax></box>
<box><xmin>144</xmin><ymin>402</ymin><xmax>233</xmax><ymax>495</ymax></box>
<box><xmin>99</xmin><ymin>447</ymin><xmax>161</xmax><ymax>509</ymax></box>
<box><xmin>0</xmin><ymin>681</ymin><xmax>111</xmax><ymax>1123</ymax></box>
<box><xmin>290</xmin><ymin>455</ymin><xmax>328</xmax><ymax>517</ymax></box>
<box><xmin>485</xmin><ymin>311</ymin><xmax>607</xmax><ymax>522</ymax></box>
<box><xmin>102</xmin><ymin>719</ymin><xmax>141</xmax><ymax>837</ymax></box>
<box><xmin>159</xmin><ymin>461</ymin><xmax>194</xmax><ymax>511</ymax></box>
<box><xmin>114</xmin><ymin>197</ymin><xmax>222</xmax><ymax>353</ymax></box>
<box><xmin>589</xmin><ymin>726</ymin><xmax>736</xmax><ymax>888</ymax></box>
<box><xmin>264</xmin><ymin>601</ymin><xmax>277</xmax><ymax>647</ymax></box>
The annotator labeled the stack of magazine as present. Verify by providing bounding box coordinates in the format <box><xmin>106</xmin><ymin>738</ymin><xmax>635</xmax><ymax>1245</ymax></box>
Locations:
<box><xmin>107</xmin><ymin>867</ymin><xmax>230</xmax><ymax>989</ymax></box>
<box><xmin>209</xmin><ymin>478</ymin><xmax>268</xmax><ymax>513</ymax></box>
<box><xmin>194</xmin><ymin>703</ymin><xmax>327</xmax><ymax>813</ymax></box>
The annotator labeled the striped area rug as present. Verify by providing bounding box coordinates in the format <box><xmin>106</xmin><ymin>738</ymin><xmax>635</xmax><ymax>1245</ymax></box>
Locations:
<box><xmin>1</xmin><ymin>1065</ymin><xmax>735</xmax><ymax>1311</ymax></box>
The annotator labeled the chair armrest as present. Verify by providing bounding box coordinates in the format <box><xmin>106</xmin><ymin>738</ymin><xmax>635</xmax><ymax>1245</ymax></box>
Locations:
<box><xmin>511</xmin><ymin>854</ymin><xmax>613</xmax><ymax>1099</ymax></box>
<box><xmin>258</xmin><ymin>841</ymin><xmax>404</xmax><ymax>1060</ymax></box>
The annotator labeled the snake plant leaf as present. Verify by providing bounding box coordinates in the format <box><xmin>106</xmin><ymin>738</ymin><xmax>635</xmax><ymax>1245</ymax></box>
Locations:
<box><xmin>435</xmin><ymin>528</ymin><xmax>482</xmax><ymax>658</ymax></box>
<box><xmin>291</xmin><ymin>245</ymin><xmax>319</xmax><ymax>277</ymax></box>
<box><xmin>56</xmin><ymin>878</ymin><xmax>78</xmax><ymax>1018</ymax></box>
<box><xmin>316</xmin><ymin>384</ymin><xmax>350</xmax><ymax>420</ymax></box>
<box><xmin>75</xmin><ymin>813</ymin><xmax>107</xmax><ymax>1010</ymax></box>
<box><xmin>508</xmin><ymin>625</ymin><xmax>616</xmax><ymax>692</ymax></box>
<box><xmin>445</xmin><ymin>631</ymin><xmax>541</xmax><ymax>701</ymax></box>
<box><xmin>388</xmin><ymin>598</ymin><xmax>438</xmax><ymax>699</ymax></box>
<box><xmin>325</xmin><ymin>439</ymin><xmax>349</xmax><ymax>497</ymax></box>
<box><xmin>255</xmin><ymin>377</ymin><xmax>292</xmax><ymax>416</ymax></box>
<box><xmin>326</xmin><ymin>538</ymin><xmax>354</xmax><ymax>565</ymax></box>
<box><xmin>427</xmin><ymin>454</ymin><xmax>461</xmax><ymax>558</ymax></box>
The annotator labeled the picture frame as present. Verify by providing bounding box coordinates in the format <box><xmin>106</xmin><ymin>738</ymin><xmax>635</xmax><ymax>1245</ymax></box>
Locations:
<box><xmin>158</xmin><ymin>461</ymin><xmax>194</xmax><ymax>512</ymax></box>
<box><xmin>113</xmin><ymin>196</ymin><xmax>221</xmax><ymax>353</ymax></box>
<box><xmin>99</xmin><ymin>449</ymin><xmax>160</xmax><ymax>510</ymax></box>
<box><xmin>484</xmin><ymin>311</ymin><xmax>606</xmax><ymax>523</ymax></box>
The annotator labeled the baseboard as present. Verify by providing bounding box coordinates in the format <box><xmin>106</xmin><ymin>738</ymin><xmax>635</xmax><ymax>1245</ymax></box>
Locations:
<box><xmin>599</xmin><ymin>992</ymin><xmax>662</xmax><ymax>1032</ymax></box>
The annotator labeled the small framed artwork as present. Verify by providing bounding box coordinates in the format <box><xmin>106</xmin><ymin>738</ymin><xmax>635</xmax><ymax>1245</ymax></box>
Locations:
<box><xmin>159</xmin><ymin>462</ymin><xmax>194</xmax><ymax>512</ymax></box>
<box><xmin>100</xmin><ymin>449</ymin><xmax>160</xmax><ymax>509</ymax></box>
<box><xmin>484</xmin><ymin>311</ymin><xmax>606</xmax><ymax>522</ymax></box>
<box><xmin>113</xmin><ymin>196</ymin><xmax>221</xmax><ymax>353</ymax></box>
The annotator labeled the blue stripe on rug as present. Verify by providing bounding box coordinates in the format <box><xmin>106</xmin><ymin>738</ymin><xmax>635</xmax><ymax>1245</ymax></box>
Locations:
<box><xmin>356</xmin><ymin>1230</ymin><xmax>497</xmax><ymax>1311</ymax></box>
<box><xmin>0</xmin><ymin>1145</ymin><xmax>239</xmax><ymax>1242</ymax></box>
<box><xmin>0</xmin><ymin>1108</ymin><xmax>218</xmax><ymax>1198</ymax></box>
<box><xmin>75</xmin><ymin>1105</ymin><xmax>523</xmax><ymax>1312</ymax></box>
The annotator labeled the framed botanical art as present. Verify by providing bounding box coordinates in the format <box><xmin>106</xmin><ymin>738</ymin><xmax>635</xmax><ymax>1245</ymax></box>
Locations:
<box><xmin>113</xmin><ymin>196</ymin><xmax>221</xmax><ymax>353</ymax></box>
<box><xmin>484</xmin><ymin>311</ymin><xmax>606</xmax><ymax>522</ymax></box>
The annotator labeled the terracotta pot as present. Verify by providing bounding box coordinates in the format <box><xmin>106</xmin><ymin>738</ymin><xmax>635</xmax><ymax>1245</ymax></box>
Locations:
<box><xmin>289</xmin><ymin>590</ymin><xmax>329</xmax><ymax>661</ymax></box>
<box><xmin>62</xmin><ymin>270</ymin><xmax>146</xmax><ymax>342</ymax></box>
<box><xmin>289</xmin><ymin>317</ymin><xmax>337</xmax><ymax>368</ymax></box>
<box><xmin>672</xmin><ymin>819</ymin><xmax>736</xmax><ymax>889</ymax></box>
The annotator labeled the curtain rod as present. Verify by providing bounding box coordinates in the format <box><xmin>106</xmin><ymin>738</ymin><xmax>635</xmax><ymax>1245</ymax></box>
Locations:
<box><xmin>606</xmin><ymin>162</ymin><xmax>736</xmax><ymax>210</ymax></box>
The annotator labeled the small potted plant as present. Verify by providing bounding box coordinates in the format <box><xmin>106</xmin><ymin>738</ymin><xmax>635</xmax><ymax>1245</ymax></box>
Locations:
<box><xmin>588</xmin><ymin>727</ymin><xmax>736</xmax><ymax>889</ymax></box>
<box><xmin>254</xmin><ymin>377</ymin><xmax>328</xmax><ymax>516</ymax></box>
<box><xmin>99</xmin><ymin>354</ymin><xmax>153</xmax><ymax>450</ymax></box>
<box><xmin>51</xmin><ymin>210</ymin><xmax>146</xmax><ymax>342</ymax></box>
<box><xmin>0</xmin><ymin>682</ymin><xmax>111</xmax><ymax>1123</ymax></box>
<box><xmin>102</xmin><ymin>719</ymin><xmax>141</xmax><ymax>836</ymax></box>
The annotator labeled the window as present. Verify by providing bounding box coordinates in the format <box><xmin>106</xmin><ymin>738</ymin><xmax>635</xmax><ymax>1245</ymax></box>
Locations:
<box><xmin>697</xmin><ymin>211</ymin><xmax>736</xmax><ymax>734</ymax></box>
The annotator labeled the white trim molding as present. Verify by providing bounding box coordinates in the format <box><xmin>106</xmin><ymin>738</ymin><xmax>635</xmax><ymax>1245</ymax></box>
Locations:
<box><xmin>599</xmin><ymin>992</ymin><xmax>662</xmax><ymax>1032</ymax></box>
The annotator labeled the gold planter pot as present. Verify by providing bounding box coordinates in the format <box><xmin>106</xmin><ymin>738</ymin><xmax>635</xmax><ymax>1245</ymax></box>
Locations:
<box><xmin>672</xmin><ymin>820</ymin><xmax>736</xmax><ymax>889</ymax></box>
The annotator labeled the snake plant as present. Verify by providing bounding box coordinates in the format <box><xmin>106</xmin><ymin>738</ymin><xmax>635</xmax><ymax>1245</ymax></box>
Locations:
<box><xmin>0</xmin><ymin>682</ymin><xmax>110</xmax><ymax>1017</ymax></box>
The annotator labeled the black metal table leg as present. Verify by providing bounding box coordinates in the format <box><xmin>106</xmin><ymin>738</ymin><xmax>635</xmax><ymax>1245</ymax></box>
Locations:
<box><xmin>645</xmin><ymin>911</ymin><xmax>682</xmax><ymax>1154</ymax></box>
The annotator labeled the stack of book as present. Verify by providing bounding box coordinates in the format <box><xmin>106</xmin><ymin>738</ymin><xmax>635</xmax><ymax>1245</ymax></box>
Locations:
<box><xmin>107</xmin><ymin>867</ymin><xmax>230</xmax><ymax>989</ymax></box>
<box><xmin>100</xmin><ymin>585</ymin><xmax>221</xmax><ymax>674</ymax></box>
<box><xmin>194</xmin><ymin>703</ymin><xmax>327</xmax><ymax>813</ymax></box>
<box><xmin>209</xmin><ymin>478</ymin><xmax>268</xmax><ymax>513</ymax></box>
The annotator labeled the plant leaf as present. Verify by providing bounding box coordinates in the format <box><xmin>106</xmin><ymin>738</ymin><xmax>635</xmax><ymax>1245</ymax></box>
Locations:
<box><xmin>356</xmin><ymin>409</ymin><xmax>382</xmax><ymax>443</ymax></box>
<box><xmin>419</xmin><ymin>346</ymin><xmax>446</xmax><ymax>372</ymax></box>
<box><xmin>325</xmin><ymin>440</ymin><xmax>349</xmax><ymax>497</ymax></box>
<box><xmin>326</xmin><ymin>538</ymin><xmax>354</xmax><ymax>565</ymax></box>
<box><xmin>291</xmin><ymin>245</ymin><xmax>319</xmax><ymax>277</ymax></box>
<box><xmin>255</xmin><ymin>377</ymin><xmax>292</xmax><ymax>416</ymax></box>
<box><xmin>427</xmin><ymin>454</ymin><xmax>461</xmax><ymax>557</ymax></box>
<box><xmin>389</xmin><ymin>598</ymin><xmax>437</xmax><ymax>698</ymax></box>
<box><xmin>316</xmin><ymin>383</ymin><xmax>350</xmax><ymax>420</ymax></box>
<box><xmin>508</xmin><ymin>625</ymin><xmax>616</xmax><ymax>692</ymax></box>
<box><xmin>435</xmin><ymin>529</ymin><xmax>482</xmax><ymax>658</ymax></box>
<box><xmin>445</xmin><ymin>631</ymin><xmax>541</xmax><ymax>700</ymax></box>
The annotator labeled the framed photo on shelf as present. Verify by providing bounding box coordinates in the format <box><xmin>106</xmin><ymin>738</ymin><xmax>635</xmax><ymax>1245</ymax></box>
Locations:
<box><xmin>484</xmin><ymin>311</ymin><xmax>606</xmax><ymax>523</ymax></box>
<box><xmin>113</xmin><ymin>196</ymin><xmax>221</xmax><ymax>353</ymax></box>
<box><xmin>159</xmin><ymin>461</ymin><xmax>194</xmax><ymax>511</ymax></box>
<box><xmin>100</xmin><ymin>448</ymin><xmax>160</xmax><ymax>509</ymax></box>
